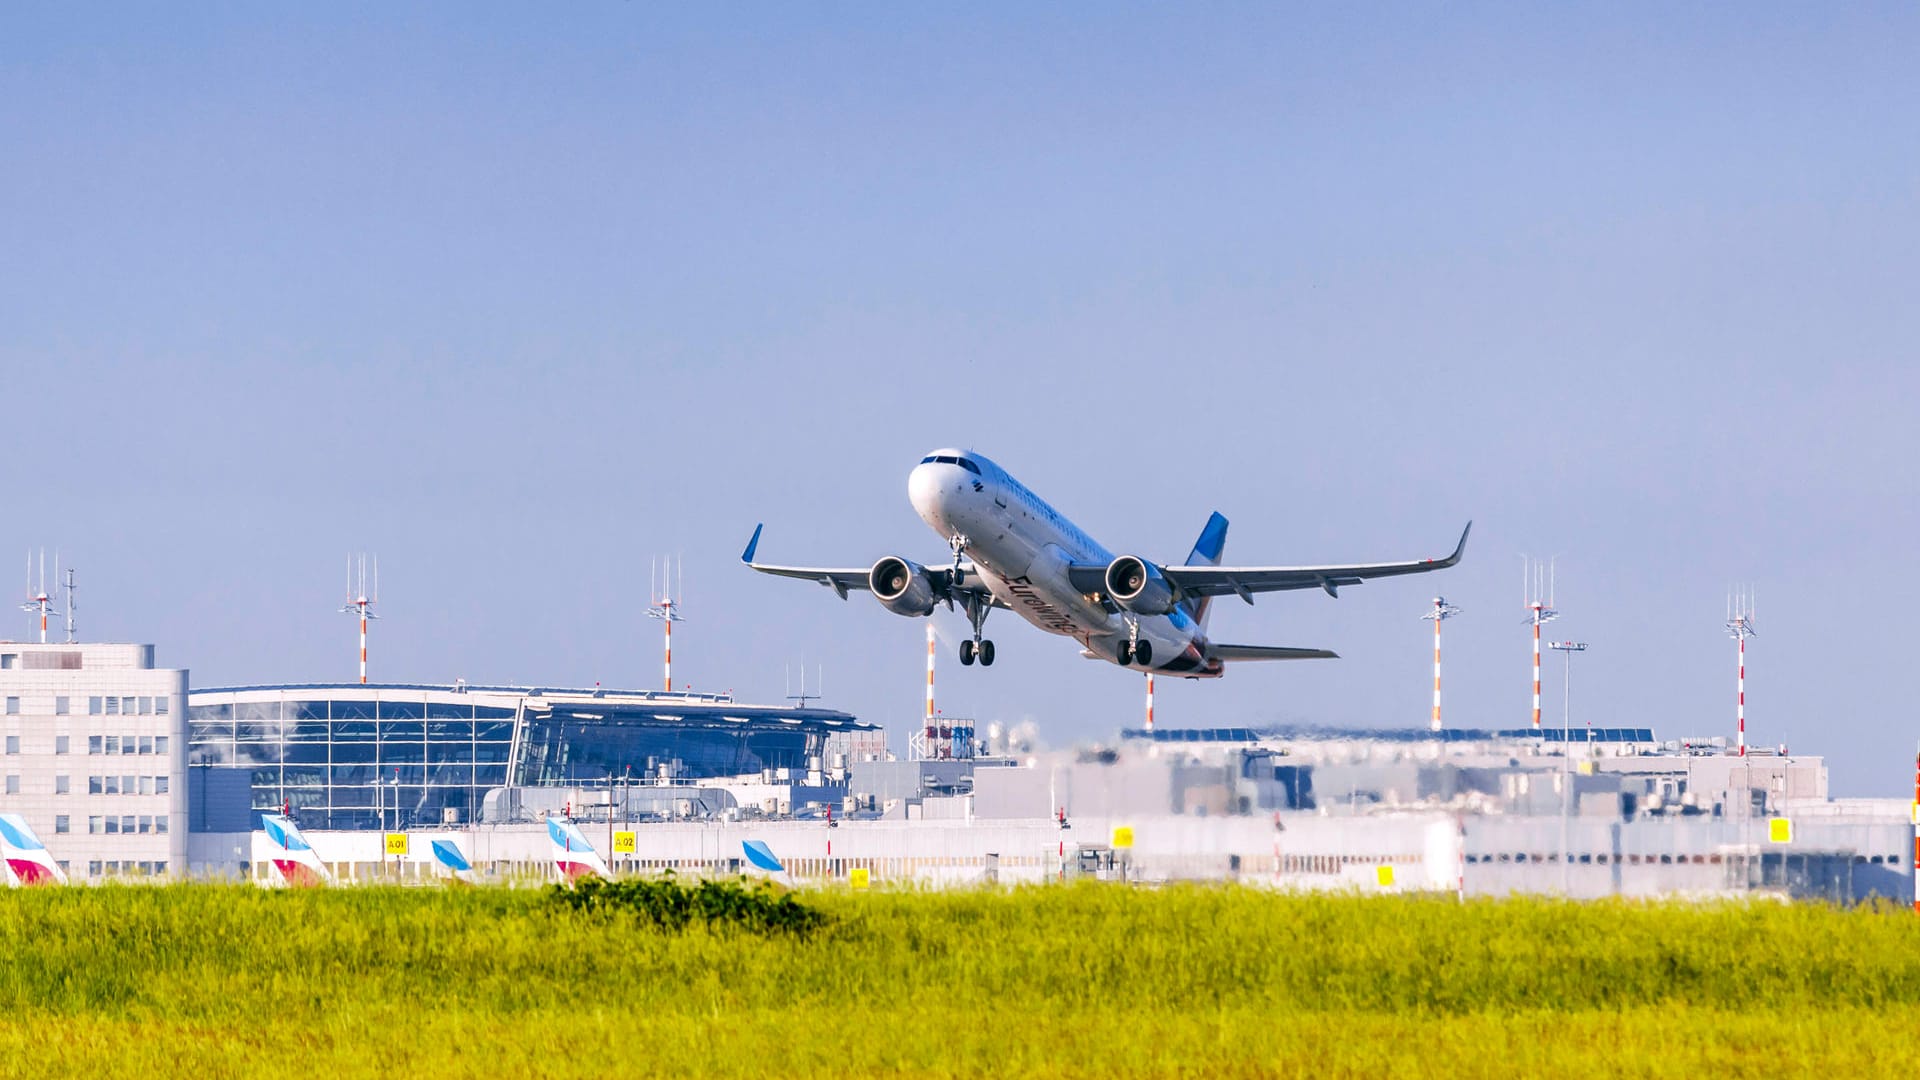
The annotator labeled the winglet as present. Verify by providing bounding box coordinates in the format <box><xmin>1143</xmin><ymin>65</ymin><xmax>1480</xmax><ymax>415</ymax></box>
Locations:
<box><xmin>741</xmin><ymin>523</ymin><xmax>764</xmax><ymax>564</ymax></box>
<box><xmin>1443</xmin><ymin>521</ymin><xmax>1472</xmax><ymax>566</ymax></box>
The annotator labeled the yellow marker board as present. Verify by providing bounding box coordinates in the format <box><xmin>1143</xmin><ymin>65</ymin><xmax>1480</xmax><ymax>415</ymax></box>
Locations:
<box><xmin>1376</xmin><ymin>864</ymin><xmax>1396</xmax><ymax>888</ymax></box>
<box><xmin>1111</xmin><ymin>826</ymin><xmax>1134</xmax><ymax>850</ymax></box>
<box><xmin>1769</xmin><ymin>818</ymin><xmax>1793</xmax><ymax>844</ymax></box>
<box><xmin>383</xmin><ymin>833</ymin><xmax>409</xmax><ymax>856</ymax></box>
<box><xmin>850</xmin><ymin>867</ymin><xmax>870</xmax><ymax>891</ymax></box>
<box><xmin>613</xmin><ymin>831</ymin><xmax>637</xmax><ymax>854</ymax></box>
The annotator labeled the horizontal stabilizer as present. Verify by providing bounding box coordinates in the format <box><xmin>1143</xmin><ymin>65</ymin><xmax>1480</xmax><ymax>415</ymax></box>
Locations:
<box><xmin>1208</xmin><ymin>643</ymin><xmax>1339</xmax><ymax>662</ymax></box>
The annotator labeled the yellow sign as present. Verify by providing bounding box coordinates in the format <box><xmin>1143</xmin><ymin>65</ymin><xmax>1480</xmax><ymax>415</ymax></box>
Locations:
<box><xmin>1376</xmin><ymin>864</ymin><xmax>1396</xmax><ymax>888</ymax></box>
<box><xmin>850</xmin><ymin>867</ymin><xmax>870</xmax><ymax>891</ymax></box>
<box><xmin>613</xmin><ymin>831</ymin><xmax>637</xmax><ymax>854</ymax></box>
<box><xmin>1769</xmin><ymin>818</ymin><xmax>1793</xmax><ymax>844</ymax></box>
<box><xmin>1911</xmin><ymin>802</ymin><xmax>1919</xmax><ymax>827</ymax></box>
<box><xmin>1577</xmin><ymin>760</ymin><xmax>1595</xmax><ymax>776</ymax></box>
<box><xmin>1111</xmin><ymin>826</ymin><xmax>1134</xmax><ymax>850</ymax></box>
<box><xmin>383</xmin><ymin>833</ymin><xmax>409</xmax><ymax>856</ymax></box>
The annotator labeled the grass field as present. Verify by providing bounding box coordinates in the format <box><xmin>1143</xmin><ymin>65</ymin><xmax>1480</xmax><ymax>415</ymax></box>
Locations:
<box><xmin>0</xmin><ymin>882</ymin><xmax>1916</xmax><ymax>1078</ymax></box>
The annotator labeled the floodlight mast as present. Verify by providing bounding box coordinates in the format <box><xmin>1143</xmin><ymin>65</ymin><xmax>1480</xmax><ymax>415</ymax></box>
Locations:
<box><xmin>647</xmin><ymin>556</ymin><xmax>687</xmax><ymax>693</ymax></box>
<box><xmin>1422</xmin><ymin>596</ymin><xmax>1463</xmax><ymax>732</ymax></box>
<box><xmin>20</xmin><ymin>549</ymin><xmax>61</xmax><ymax>645</ymax></box>
<box><xmin>339</xmin><ymin>554</ymin><xmax>379</xmax><ymax>685</ymax></box>
<box><xmin>1522</xmin><ymin>557</ymin><xmax>1560</xmax><ymax>730</ymax></box>
<box><xmin>1726</xmin><ymin>587</ymin><xmax>1757</xmax><ymax>757</ymax></box>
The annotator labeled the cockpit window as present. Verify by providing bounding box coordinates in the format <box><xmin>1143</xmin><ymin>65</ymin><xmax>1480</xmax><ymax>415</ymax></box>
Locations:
<box><xmin>923</xmin><ymin>454</ymin><xmax>983</xmax><ymax>475</ymax></box>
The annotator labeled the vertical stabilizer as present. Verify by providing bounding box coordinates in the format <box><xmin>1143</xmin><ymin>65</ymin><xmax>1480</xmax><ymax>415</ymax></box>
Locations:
<box><xmin>547</xmin><ymin>817</ymin><xmax>610</xmax><ymax>881</ymax></box>
<box><xmin>1182</xmin><ymin>512</ymin><xmax>1229</xmax><ymax>631</ymax></box>
<box><xmin>260</xmin><ymin>813</ymin><xmax>332</xmax><ymax>886</ymax></box>
<box><xmin>0</xmin><ymin>814</ymin><xmax>66</xmax><ymax>886</ymax></box>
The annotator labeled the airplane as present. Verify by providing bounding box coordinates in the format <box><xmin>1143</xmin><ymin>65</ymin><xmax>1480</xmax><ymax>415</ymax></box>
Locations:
<box><xmin>744</xmin><ymin>448</ymin><xmax>1468</xmax><ymax>679</ymax></box>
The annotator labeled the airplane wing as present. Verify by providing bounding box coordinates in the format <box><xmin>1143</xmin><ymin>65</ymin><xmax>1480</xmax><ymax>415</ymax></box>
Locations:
<box><xmin>1166</xmin><ymin>522</ymin><xmax>1470</xmax><ymax>601</ymax></box>
<box><xmin>740</xmin><ymin>524</ymin><xmax>1000</xmax><ymax>605</ymax></box>
<box><xmin>1067</xmin><ymin>522</ymin><xmax>1471</xmax><ymax>603</ymax></box>
<box><xmin>1207</xmin><ymin>644</ymin><xmax>1339</xmax><ymax>661</ymax></box>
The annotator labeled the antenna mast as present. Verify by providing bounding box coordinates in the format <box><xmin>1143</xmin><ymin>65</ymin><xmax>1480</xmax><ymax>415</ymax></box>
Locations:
<box><xmin>1522</xmin><ymin>556</ymin><xmax>1560</xmax><ymax>731</ymax></box>
<box><xmin>20</xmin><ymin>549</ymin><xmax>60</xmax><ymax>645</ymax></box>
<box><xmin>647</xmin><ymin>556</ymin><xmax>687</xmax><ymax>693</ymax></box>
<box><xmin>62</xmin><ymin>566</ymin><xmax>77</xmax><ymax>643</ymax></box>
<box><xmin>1726</xmin><ymin>586</ymin><xmax>1756</xmax><ymax>757</ymax></box>
<box><xmin>1422</xmin><ymin>596</ymin><xmax>1463</xmax><ymax>732</ymax></box>
<box><xmin>339</xmin><ymin>554</ymin><xmax>380</xmax><ymax>685</ymax></box>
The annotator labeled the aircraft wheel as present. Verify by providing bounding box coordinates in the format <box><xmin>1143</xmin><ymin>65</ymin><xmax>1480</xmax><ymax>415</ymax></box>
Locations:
<box><xmin>978</xmin><ymin>640</ymin><xmax>995</xmax><ymax>666</ymax></box>
<box><xmin>1134</xmin><ymin>640</ymin><xmax>1153</xmax><ymax>665</ymax></box>
<box><xmin>1116</xmin><ymin>641</ymin><xmax>1133</xmax><ymax>666</ymax></box>
<box><xmin>959</xmin><ymin>639</ymin><xmax>976</xmax><ymax>666</ymax></box>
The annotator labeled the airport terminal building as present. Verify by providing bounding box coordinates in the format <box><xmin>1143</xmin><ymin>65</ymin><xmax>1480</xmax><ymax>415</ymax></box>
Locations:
<box><xmin>186</xmin><ymin>683</ymin><xmax>874</xmax><ymax>831</ymax></box>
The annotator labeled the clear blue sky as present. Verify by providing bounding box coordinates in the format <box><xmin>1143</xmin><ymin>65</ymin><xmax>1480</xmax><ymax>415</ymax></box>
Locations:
<box><xmin>2</xmin><ymin>6</ymin><xmax>1915</xmax><ymax>792</ymax></box>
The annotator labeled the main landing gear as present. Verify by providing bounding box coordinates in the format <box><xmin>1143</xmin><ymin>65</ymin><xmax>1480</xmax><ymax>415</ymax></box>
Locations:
<box><xmin>959</xmin><ymin>588</ymin><xmax>994</xmax><ymax>667</ymax></box>
<box><xmin>1115</xmin><ymin>618</ymin><xmax>1153</xmax><ymax>667</ymax></box>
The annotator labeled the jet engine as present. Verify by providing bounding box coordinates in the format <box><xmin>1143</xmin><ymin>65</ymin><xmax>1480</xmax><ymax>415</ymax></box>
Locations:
<box><xmin>1105</xmin><ymin>555</ymin><xmax>1180</xmax><ymax>616</ymax></box>
<box><xmin>869</xmin><ymin>556</ymin><xmax>939</xmax><ymax>617</ymax></box>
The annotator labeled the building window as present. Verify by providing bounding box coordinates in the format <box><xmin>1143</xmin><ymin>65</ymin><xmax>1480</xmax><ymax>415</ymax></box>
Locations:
<box><xmin>138</xmin><ymin>736</ymin><xmax>153</xmax><ymax>755</ymax></box>
<box><xmin>3</xmin><ymin>698</ymin><xmax>16</xmax><ymax>716</ymax></box>
<box><xmin>53</xmin><ymin>815</ymin><xmax>68</xmax><ymax>834</ymax></box>
<box><xmin>155</xmin><ymin>776</ymin><xmax>169</xmax><ymax>795</ymax></box>
<box><xmin>54</xmin><ymin>775</ymin><xmax>68</xmax><ymax>795</ymax></box>
<box><xmin>120</xmin><ymin>737</ymin><xmax>134</xmax><ymax>755</ymax></box>
<box><xmin>87</xmin><ymin>736</ymin><xmax>101</xmax><ymax>755</ymax></box>
<box><xmin>121</xmin><ymin>775</ymin><xmax>134</xmax><ymax>795</ymax></box>
<box><xmin>154</xmin><ymin>736</ymin><xmax>169</xmax><ymax>755</ymax></box>
<box><xmin>103</xmin><ymin>776</ymin><xmax>118</xmax><ymax>795</ymax></box>
<box><xmin>104</xmin><ymin>697</ymin><xmax>119</xmax><ymax>716</ymax></box>
<box><xmin>3</xmin><ymin>736</ymin><xmax>16</xmax><ymax>755</ymax></box>
<box><xmin>0</xmin><ymin>654</ymin><xmax>13</xmax><ymax>669</ymax></box>
<box><xmin>54</xmin><ymin>696</ymin><xmax>69</xmax><ymax>716</ymax></box>
<box><xmin>55</xmin><ymin>735</ymin><xmax>68</xmax><ymax>755</ymax></box>
<box><xmin>88</xmin><ymin>861</ymin><xmax>101</xmax><ymax>877</ymax></box>
<box><xmin>3</xmin><ymin>776</ymin><xmax>17</xmax><ymax>795</ymax></box>
<box><xmin>88</xmin><ymin>776</ymin><xmax>101</xmax><ymax>795</ymax></box>
<box><xmin>88</xmin><ymin>697</ymin><xmax>102</xmax><ymax>716</ymax></box>
<box><xmin>88</xmin><ymin>816</ymin><xmax>102</xmax><ymax>835</ymax></box>
<box><xmin>120</xmin><ymin>697</ymin><xmax>136</xmax><ymax>715</ymax></box>
<box><xmin>103</xmin><ymin>736</ymin><xmax>118</xmax><ymax>755</ymax></box>
<box><xmin>137</xmin><ymin>697</ymin><xmax>151</xmax><ymax>715</ymax></box>
<box><xmin>120</xmin><ymin>815</ymin><xmax>135</xmax><ymax>834</ymax></box>
<box><xmin>155</xmin><ymin>815</ymin><xmax>168</xmax><ymax>835</ymax></box>
<box><xmin>137</xmin><ymin>816</ymin><xmax>152</xmax><ymax>835</ymax></box>
<box><xmin>138</xmin><ymin>776</ymin><xmax>154</xmax><ymax>796</ymax></box>
<box><xmin>155</xmin><ymin>697</ymin><xmax>169</xmax><ymax>715</ymax></box>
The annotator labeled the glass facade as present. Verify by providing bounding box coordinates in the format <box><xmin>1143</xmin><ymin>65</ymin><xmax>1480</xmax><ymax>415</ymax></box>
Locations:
<box><xmin>188</xmin><ymin>687</ymin><xmax>867</xmax><ymax>831</ymax></box>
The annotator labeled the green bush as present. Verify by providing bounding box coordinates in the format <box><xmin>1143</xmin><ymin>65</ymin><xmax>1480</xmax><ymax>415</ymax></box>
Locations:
<box><xmin>545</xmin><ymin>873</ymin><xmax>828</xmax><ymax>936</ymax></box>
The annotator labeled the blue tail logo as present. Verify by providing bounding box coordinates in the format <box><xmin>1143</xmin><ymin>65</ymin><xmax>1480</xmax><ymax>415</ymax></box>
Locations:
<box><xmin>1183</xmin><ymin>512</ymin><xmax>1228</xmax><ymax>630</ymax></box>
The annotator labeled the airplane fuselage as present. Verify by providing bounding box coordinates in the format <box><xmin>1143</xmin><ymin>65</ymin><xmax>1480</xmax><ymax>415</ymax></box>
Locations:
<box><xmin>908</xmin><ymin>450</ymin><xmax>1224</xmax><ymax>677</ymax></box>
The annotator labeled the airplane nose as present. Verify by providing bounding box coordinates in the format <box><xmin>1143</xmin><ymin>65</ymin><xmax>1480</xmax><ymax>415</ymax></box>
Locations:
<box><xmin>908</xmin><ymin>464</ymin><xmax>949</xmax><ymax>531</ymax></box>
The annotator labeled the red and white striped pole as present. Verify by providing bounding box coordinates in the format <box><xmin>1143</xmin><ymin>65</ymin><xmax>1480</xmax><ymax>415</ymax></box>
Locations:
<box><xmin>662</xmin><ymin>596</ymin><xmax>674</xmax><ymax>692</ymax></box>
<box><xmin>1145</xmin><ymin>673</ymin><xmax>1155</xmax><ymax>732</ymax></box>
<box><xmin>1531</xmin><ymin>602</ymin><xmax>1544</xmax><ymax>731</ymax></box>
<box><xmin>1424</xmin><ymin>597</ymin><xmax>1460</xmax><ymax>732</ymax></box>
<box><xmin>1736</xmin><ymin>631</ymin><xmax>1746</xmax><ymax>757</ymax></box>
<box><xmin>924</xmin><ymin>621</ymin><xmax>936</xmax><ymax>756</ymax></box>
<box><xmin>358</xmin><ymin>601</ymin><xmax>368</xmax><ymax>684</ymax></box>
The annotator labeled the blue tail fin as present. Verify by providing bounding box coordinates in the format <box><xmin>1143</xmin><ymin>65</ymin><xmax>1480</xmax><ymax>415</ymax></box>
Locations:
<box><xmin>1183</xmin><ymin>512</ymin><xmax>1228</xmax><ymax>630</ymax></box>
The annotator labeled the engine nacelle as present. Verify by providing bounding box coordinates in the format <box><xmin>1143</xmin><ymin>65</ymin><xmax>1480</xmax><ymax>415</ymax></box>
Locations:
<box><xmin>869</xmin><ymin>556</ymin><xmax>939</xmax><ymax>617</ymax></box>
<box><xmin>1105</xmin><ymin>555</ymin><xmax>1180</xmax><ymax>616</ymax></box>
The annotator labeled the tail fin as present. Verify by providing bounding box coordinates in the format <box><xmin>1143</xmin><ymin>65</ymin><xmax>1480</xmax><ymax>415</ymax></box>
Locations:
<box><xmin>1182</xmin><ymin>512</ymin><xmax>1228</xmax><ymax>630</ymax></box>
<box><xmin>547</xmin><ymin>816</ymin><xmax>610</xmax><ymax>882</ymax></box>
<box><xmin>260</xmin><ymin>813</ymin><xmax>332</xmax><ymax>887</ymax></box>
<box><xmin>0</xmin><ymin>813</ymin><xmax>66</xmax><ymax>886</ymax></box>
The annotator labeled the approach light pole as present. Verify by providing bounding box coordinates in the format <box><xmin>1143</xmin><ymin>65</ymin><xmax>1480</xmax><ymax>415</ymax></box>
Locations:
<box><xmin>1549</xmin><ymin>640</ymin><xmax>1588</xmax><ymax>895</ymax></box>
